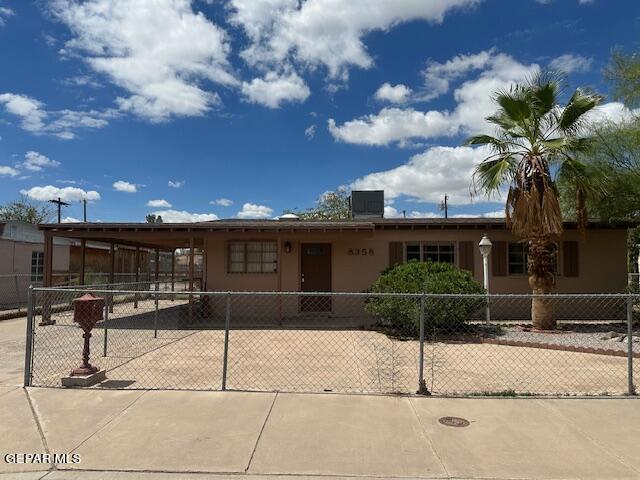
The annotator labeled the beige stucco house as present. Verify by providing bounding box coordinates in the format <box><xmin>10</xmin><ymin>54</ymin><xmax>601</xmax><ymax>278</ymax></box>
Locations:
<box><xmin>37</xmin><ymin>216</ymin><xmax>631</xmax><ymax>299</ymax></box>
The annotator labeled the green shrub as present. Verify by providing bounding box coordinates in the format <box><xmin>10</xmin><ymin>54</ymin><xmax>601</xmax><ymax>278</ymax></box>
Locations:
<box><xmin>365</xmin><ymin>260</ymin><xmax>485</xmax><ymax>336</ymax></box>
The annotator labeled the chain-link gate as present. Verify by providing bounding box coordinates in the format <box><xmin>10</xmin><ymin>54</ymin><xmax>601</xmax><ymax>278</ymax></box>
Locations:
<box><xmin>24</xmin><ymin>287</ymin><xmax>639</xmax><ymax>396</ymax></box>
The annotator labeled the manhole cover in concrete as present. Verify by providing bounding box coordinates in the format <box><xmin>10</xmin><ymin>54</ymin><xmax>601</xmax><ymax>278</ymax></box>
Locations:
<box><xmin>438</xmin><ymin>416</ymin><xmax>470</xmax><ymax>427</ymax></box>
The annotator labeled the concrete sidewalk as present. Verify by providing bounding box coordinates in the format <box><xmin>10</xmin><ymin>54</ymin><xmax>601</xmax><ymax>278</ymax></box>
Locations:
<box><xmin>1</xmin><ymin>387</ymin><xmax>639</xmax><ymax>480</ymax></box>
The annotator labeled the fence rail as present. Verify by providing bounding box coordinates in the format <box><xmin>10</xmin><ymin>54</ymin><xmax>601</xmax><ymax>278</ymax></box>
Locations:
<box><xmin>24</xmin><ymin>287</ymin><xmax>639</xmax><ymax>397</ymax></box>
<box><xmin>0</xmin><ymin>272</ymin><xmax>202</xmax><ymax>316</ymax></box>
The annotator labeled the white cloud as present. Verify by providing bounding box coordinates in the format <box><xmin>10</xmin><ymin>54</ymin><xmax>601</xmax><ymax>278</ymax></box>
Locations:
<box><xmin>585</xmin><ymin>102</ymin><xmax>639</xmax><ymax>125</ymax></box>
<box><xmin>50</xmin><ymin>0</ymin><xmax>237</xmax><ymax>122</ymax></box>
<box><xmin>329</xmin><ymin>107</ymin><xmax>457</xmax><ymax>146</ymax></box>
<box><xmin>0</xmin><ymin>165</ymin><xmax>19</xmax><ymax>177</ymax></box>
<box><xmin>228</xmin><ymin>0</ymin><xmax>482</xmax><ymax>80</ymax></box>
<box><xmin>549</xmin><ymin>54</ymin><xmax>592</xmax><ymax>74</ymax></box>
<box><xmin>20</xmin><ymin>151</ymin><xmax>60</xmax><ymax>171</ymax></box>
<box><xmin>168</xmin><ymin>180</ymin><xmax>185</xmax><ymax>188</ymax></box>
<box><xmin>112</xmin><ymin>180</ymin><xmax>137</xmax><ymax>193</ymax></box>
<box><xmin>374</xmin><ymin>83</ymin><xmax>412</xmax><ymax>103</ymax></box>
<box><xmin>351</xmin><ymin>145</ymin><xmax>491</xmax><ymax>204</ymax></box>
<box><xmin>0</xmin><ymin>6</ymin><xmax>14</xmax><ymax>27</ymax></box>
<box><xmin>210</xmin><ymin>198</ymin><xmax>233</xmax><ymax>207</ymax></box>
<box><xmin>152</xmin><ymin>209</ymin><xmax>218</xmax><ymax>222</ymax></box>
<box><xmin>421</xmin><ymin>50</ymin><xmax>493</xmax><ymax>100</ymax></box>
<box><xmin>0</xmin><ymin>93</ymin><xmax>47</xmax><ymax>134</ymax></box>
<box><xmin>241</xmin><ymin>71</ymin><xmax>310</xmax><ymax>108</ymax></box>
<box><xmin>304</xmin><ymin>124</ymin><xmax>316</xmax><ymax>139</ymax></box>
<box><xmin>61</xmin><ymin>216</ymin><xmax>81</xmax><ymax>223</ymax></box>
<box><xmin>0</xmin><ymin>92</ymin><xmax>114</xmax><ymax>139</ymax></box>
<box><xmin>237</xmin><ymin>202</ymin><xmax>274</xmax><ymax>219</ymax></box>
<box><xmin>146</xmin><ymin>199</ymin><xmax>172</xmax><ymax>208</ymax></box>
<box><xmin>329</xmin><ymin>51</ymin><xmax>538</xmax><ymax>146</ymax></box>
<box><xmin>20</xmin><ymin>185</ymin><xmax>101</xmax><ymax>202</ymax></box>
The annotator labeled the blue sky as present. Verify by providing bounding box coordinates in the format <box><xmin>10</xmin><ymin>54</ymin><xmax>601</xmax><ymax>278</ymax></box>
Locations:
<box><xmin>0</xmin><ymin>0</ymin><xmax>638</xmax><ymax>223</ymax></box>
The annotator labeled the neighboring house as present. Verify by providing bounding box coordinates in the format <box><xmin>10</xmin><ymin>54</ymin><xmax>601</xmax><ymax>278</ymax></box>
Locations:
<box><xmin>0</xmin><ymin>220</ymin><xmax>151</xmax><ymax>289</ymax></box>
<box><xmin>38</xmin><ymin>192</ymin><xmax>632</xmax><ymax>310</ymax></box>
<box><xmin>0</xmin><ymin>220</ymin><xmax>71</xmax><ymax>281</ymax></box>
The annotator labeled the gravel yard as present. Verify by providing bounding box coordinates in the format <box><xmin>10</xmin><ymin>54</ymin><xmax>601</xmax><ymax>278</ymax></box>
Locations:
<box><xmin>488</xmin><ymin>323</ymin><xmax>640</xmax><ymax>355</ymax></box>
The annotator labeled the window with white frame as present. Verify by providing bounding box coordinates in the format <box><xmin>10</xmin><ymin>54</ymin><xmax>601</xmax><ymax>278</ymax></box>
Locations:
<box><xmin>404</xmin><ymin>242</ymin><xmax>455</xmax><ymax>264</ymax></box>
<box><xmin>228</xmin><ymin>241</ymin><xmax>277</xmax><ymax>273</ymax></box>
<box><xmin>31</xmin><ymin>251</ymin><xmax>44</xmax><ymax>281</ymax></box>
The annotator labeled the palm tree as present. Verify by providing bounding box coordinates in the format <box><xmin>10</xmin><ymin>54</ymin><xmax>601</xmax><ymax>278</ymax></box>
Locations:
<box><xmin>466</xmin><ymin>73</ymin><xmax>603</xmax><ymax>330</ymax></box>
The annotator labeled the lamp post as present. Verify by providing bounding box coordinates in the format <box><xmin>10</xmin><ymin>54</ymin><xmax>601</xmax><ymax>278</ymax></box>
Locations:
<box><xmin>479</xmin><ymin>235</ymin><xmax>492</xmax><ymax>324</ymax></box>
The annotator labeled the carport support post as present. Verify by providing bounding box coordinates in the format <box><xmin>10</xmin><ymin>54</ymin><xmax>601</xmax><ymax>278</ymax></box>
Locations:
<box><xmin>103</xmin><ymin>292</ymin><xmax>109</xmax><ymax>357</ymax></box>
<box><xmin>170</xmin><ymin>249</ymin><xmax>175</xmax><ymax>301</ymax></box>
<box><xmin>134</xmin><ymin>246</ymin><xmax>140</xmax><ymax>309</ymax></box>
<box><xmin>628</xmin><ymin>296</ymin><xmax>636</xmax><ymax>395</ymax></box>
<box><xmin>222</xmin><ymin>293</ymin><xmax>231</xmax><ymax>391</ymax></box>
<box><xmin>79</xmin><ymin>239</ymin><xmax>86</xmax><ymax>286</ymax></box>
<box><xmin>40</xmin><ymin>232</ymin><xmax>53</xmax><ymax>325</ymax></box>
<box><xmin>188</xmin><ymin>237</ymin><xmax>195</xmax><ymax>320</ymax></box>
<box><xmin>417</xmin><ymin>295</ymin><xmax>429</xmax><ymax>395</ymax></box>
<box><xmin>108</xmin><ymin>243</ymin><xmax>115</xmax><ymax>313</ymax></box>
<box><xmin>23</xmin><ymin>285</ymin><xmax>34</xmax><ymax>386</ymax></box>
<box><xmin>154</xmin><ymin>248</ymin><xmax>160</xmax><ymax>339</ymax></box>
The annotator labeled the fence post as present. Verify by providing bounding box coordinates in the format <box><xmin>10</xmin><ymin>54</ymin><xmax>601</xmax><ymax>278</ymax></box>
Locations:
<box><xmin>103</xmin><ymin>293</ymin><xmax>109</xmax><ymax>357</ymax></box>
<box><xmin>23</xmin><ymin>285</ymin><xmax>34</xmax><ymax>387</ymax></box>
<box><xmin>627</xmin><ymin>296</ymin><xmax>636</xmax><ymax>395</ymax></box>
<box><xmin>221</xmin><ymin>294</ymin><xmax>231</xmax><ymax>391</ymax></box>
<box><xmin>417</xmin><ymin>294</ymin><xmax>430</xmax><ymax>395</ymax></box>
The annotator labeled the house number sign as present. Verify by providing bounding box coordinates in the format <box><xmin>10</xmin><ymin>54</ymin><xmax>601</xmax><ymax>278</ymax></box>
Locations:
<box><xmin>348</xmin><ymin>248</ymin><xmax>374</xmax><ymax>256</ymax></box>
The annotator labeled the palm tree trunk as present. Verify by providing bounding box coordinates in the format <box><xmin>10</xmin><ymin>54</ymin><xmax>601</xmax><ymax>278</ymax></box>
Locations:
<box><xmin>528</xmin><ymin>235</ymin><xmax>556</xmax><ymax>330</ymax></box>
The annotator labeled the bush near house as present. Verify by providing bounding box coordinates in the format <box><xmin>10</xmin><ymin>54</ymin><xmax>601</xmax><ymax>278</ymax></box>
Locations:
<box><xmin>365</xmin><ymin>261</ymin><xmax>485</xmax><ymax>337</ymax></box>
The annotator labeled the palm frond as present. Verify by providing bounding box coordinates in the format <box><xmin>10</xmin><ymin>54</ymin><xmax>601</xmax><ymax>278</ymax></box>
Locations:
<box><xmin>472</xmin><ymin>155</ymin><xmax>518</xmax><ymax>195</ymax></box>
<box><xmin>558</xmin><ymin>89</ymin><xmax>603</xmax><ymax>134</ymax></box>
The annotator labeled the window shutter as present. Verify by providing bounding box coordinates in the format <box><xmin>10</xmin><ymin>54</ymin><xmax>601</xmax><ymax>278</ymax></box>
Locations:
<box><xmin>563</xmin><ymin>241</ymin><xmax>579</xmax><ymax>277</ymax></box>
<box><xmin>458</xmin><ymin>241</ymin><xmax>474</xmax><ymax>275</ymax></box>
<box><xmin>389</xmin><ymin>242</ymin><xmax>403</xmax><ymax>267</ymax></box>
<box><xmin>491</xmin><ymin>241</ymin><xmax>507</xmax><ymax>277</ymax></box>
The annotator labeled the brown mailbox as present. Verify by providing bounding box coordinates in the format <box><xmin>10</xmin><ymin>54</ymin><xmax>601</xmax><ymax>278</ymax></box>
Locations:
<box><xmin>71</xmin><ymin>293</ymin><xmax>105</xmax><ymax>376</ymax></box>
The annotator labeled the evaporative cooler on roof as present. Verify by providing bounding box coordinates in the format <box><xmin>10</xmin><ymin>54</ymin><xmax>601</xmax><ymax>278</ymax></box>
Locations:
<box><xmin>350</xmin><ymin>190</ymin><xmax>384</xmax><ymax>219</ymax></box>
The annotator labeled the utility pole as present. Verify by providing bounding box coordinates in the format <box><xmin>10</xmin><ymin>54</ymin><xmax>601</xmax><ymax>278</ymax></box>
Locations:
<box><xmin>439</xmin><ymin>194</ymin><xmax>449</xmax><ymax>219</ymax></box>
<box><xmin>83</xmin><ymin>199</ymin><xmax>87</xmax><ymax>222</ymax></box>
<box><xmin>48</xmin><ymin>197</ymin><xmax>70</xmax><ymax>223</ymax></box>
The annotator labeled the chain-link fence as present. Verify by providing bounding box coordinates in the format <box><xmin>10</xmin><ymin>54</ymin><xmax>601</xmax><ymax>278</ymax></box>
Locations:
<box><xmin>0</xmin><ymin>272</ymin><xmax>201</xmax><ymax>319</ymax></box>
<box><xmin>24</xmin><ymin>288</ymin><xmax>638</xmax><ymax>396</ymax></box>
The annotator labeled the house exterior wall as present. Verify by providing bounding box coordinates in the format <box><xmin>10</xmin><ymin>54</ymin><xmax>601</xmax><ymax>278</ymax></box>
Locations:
<box><xmin>204</xmin><ymin>228</ymin><xmax>628</xmax><ymax>295</ymax></box>
<box><xmin>0</xmin><ymin>239</ymin><xmax>69</xmax><ymax>276</ymax></box>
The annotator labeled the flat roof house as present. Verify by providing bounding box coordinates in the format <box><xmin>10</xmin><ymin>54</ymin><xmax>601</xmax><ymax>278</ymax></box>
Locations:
<box><xmin>37</xmin><ymin>217</ymin><xmax>631</xmax><ymax>296</ymax></box>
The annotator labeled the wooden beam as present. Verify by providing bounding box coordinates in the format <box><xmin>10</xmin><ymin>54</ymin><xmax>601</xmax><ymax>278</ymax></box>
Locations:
<box><xmin>134</xmin><ymin>246</ymin><xmax>140</xmax><ymax>309</ymax></box>
<box><xmin>43</xmin><ymin>232</ymin><xmax>53</xmax><ymax>288</ymax></box>
<box><xmin>188</xmin><ymin>237</ymin><xmax>195</xmax><ymax>295</ymax></box>
<box><xmin>79</xmin><ymin>239</ymin><xmax>86</xmax><ymax>286</ymax></box>
<box><xmin>154</xmin><ymin>248</ymin><xmax>160</xmax><ymax>287</ymax></box>
<box><xmin>171</xmin><ymin>249</ymin><xmax>175</xmax><ymax>301</ymax></box>
<box><xmin>109</xmin><ymin>242</ymin><xmax>115</xmax><ymax>313</ymax></box>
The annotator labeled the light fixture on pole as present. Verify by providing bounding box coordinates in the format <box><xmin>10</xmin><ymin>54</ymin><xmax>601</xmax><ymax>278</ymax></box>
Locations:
<box><xmin>479</xmin><ymin>234</ymin><xmax>492</xmax><ymax>323</ymax></box>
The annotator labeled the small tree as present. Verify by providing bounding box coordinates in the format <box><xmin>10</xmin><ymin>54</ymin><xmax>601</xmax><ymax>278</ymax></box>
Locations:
<box><xmin>146</xmin><ymin>214</ymin><xmax>163</xmax><ymax>223</ymax></box>
<box><xmin>0</xmin><ymin>196</ymin><xmax>53</xmax><ymax>224</ymax></box>
<box><xmin>293</xmin><ymin>188</ymin><xmax>351</xmax><ymax>220</ymax></box>
<box><xmin>604</xmin><ymin>49</ymin><xmax>640</xmax><ymax>108</ymax></box>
